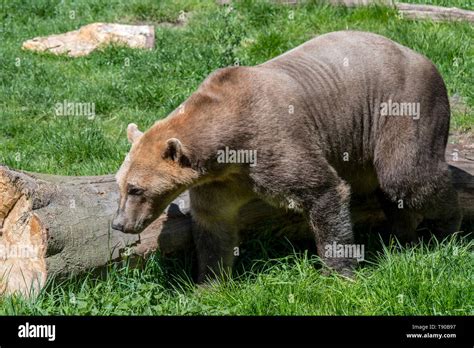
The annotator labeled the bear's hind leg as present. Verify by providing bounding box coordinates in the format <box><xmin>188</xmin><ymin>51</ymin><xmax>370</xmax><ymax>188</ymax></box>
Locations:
<box><xmin>376</xmin><ymin>189</ymin><xmax>423</xmax><ymax>244</ymax></box>
<box><xmin>421</xmin><ymin>174</ymin><xmax>462</xmax><ymax>240</ymax></box>
<box><xmin>375</xmin><ymin>139</ymin><xmax>461</xmax><ymax>242</ymax></box>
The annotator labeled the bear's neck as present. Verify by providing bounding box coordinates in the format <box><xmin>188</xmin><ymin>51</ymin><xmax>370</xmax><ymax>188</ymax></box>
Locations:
<box><xmin>161</xmin><ymin>89</ymin><xmax>253</xmax><ymax>175</ymax></box>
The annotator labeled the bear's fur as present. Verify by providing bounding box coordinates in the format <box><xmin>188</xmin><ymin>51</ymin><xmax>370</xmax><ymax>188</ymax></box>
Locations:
<box><xmin>113</xmin><ymin>31</ymin><xmax>461</xmax><ymax>282</ymax></box>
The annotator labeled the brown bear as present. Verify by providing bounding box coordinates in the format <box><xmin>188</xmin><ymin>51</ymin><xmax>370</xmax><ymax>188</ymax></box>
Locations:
<box><xmin>112</xmin><ymin>30</ymin><xmax>461</xmax><ymax>282</ymax></box>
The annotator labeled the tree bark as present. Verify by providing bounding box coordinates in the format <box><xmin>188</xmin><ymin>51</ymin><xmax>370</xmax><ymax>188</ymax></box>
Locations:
<box><xmin>328</xmin><ymin>1</ymin><xmax>474</xmax><ymax>23</ymax></box>
<box><xmin>396</xmin><ymin>3</ymin><xmax>474</xmax><ymax>22</ymax></box>
<box><xmin>221</xmin><ymin>0</ymin><xmax>474</xmax><ymax>23</ymax></box>
<box><xmin>0</xmin><ymin>144</ymin><xmax>472</xmax><ymax>296</ymax></box>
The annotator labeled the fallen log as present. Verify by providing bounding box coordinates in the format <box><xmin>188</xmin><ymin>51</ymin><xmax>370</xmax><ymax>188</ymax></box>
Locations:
<box><xmin>220</xmin><ymin>0</ymin><xmax>474</xmax><ymax>23</ymax></box>
<box><xmin>0</xmin><ymin>144</ymin><xmax>472</xmax><ymax>296</ymax></box>
<box><xmin>330</xmin><ymin>1</ymin><xmax>474</xmax><ymax>23</ymax></box>
<box><xmin>0</xmin><ymin>169</ymin><xmax>193</xmax><ymax>296</ymax></box>
<box><xmin>396</xmin><ymin>3</ymin><xmax>474</xmax><ymax>22</ymax></box>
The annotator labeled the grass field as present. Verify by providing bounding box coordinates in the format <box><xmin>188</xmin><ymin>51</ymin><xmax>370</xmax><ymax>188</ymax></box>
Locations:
<box><xmin>0</xmin><ymin>0</ymin><xmax>473</xmax><ymax>315</ymax></box>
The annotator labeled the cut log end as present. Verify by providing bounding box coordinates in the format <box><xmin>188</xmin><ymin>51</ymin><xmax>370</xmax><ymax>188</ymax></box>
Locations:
<box><xmin>0</xmin><ymin>169</ymin><xmax>47</xmax><ymax>296</ymax></box>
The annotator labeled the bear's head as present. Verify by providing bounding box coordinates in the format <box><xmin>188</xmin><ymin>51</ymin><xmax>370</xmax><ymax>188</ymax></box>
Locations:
<box><xmin>112</xmin><ymin>123</ymin><xmax>199</xmax><ymax>234</ymax></box>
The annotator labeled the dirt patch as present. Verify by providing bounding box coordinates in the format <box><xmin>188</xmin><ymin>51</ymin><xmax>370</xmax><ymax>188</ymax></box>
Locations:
<box><xmin>128</xmin><ymin>11</ymin><xmax>191</xmax><ymax>30</ymax></box>
<box><xmin>450</xmin><ymin>131</ymin><xmax>474</xmax><ymax>145</ymax></box>
<box><xmin>450</xmin><ymin>94</ymin><xmax>472</xmax><ymax>115</ymax></box>
<box><xmin>449</xmin><ymin>131</ymin><xmax>474</xmax><ymax>165</ymax></box>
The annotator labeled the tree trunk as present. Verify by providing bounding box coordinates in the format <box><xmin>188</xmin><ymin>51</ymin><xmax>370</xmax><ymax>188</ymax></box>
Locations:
<box><xmin>0</xmin><ymin>144</ymin><xmax>472</xmax><ymax>296</ymax></box>
<box><xmin>223</xmin><ymin>0</ymin><xmax>474</xmax><ymax>23</ymax></box>
<box><xmin>396</xmin><ymin>3</ymin><xmax>474</xmax><ymax>22</ymax></box>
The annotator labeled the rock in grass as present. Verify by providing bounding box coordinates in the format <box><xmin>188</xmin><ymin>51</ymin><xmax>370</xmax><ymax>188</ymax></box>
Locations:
<box><xmin>22</xmin><ymin>23</ymin><xmax>155</xmax><ymax>57</ymax></box>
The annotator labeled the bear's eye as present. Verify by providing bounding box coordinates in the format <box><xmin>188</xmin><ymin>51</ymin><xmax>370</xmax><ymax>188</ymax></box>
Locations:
<box><xmin>127</xmin><ymin>186</ymin><xmax>144</xmax><ymax>196</ymax></box>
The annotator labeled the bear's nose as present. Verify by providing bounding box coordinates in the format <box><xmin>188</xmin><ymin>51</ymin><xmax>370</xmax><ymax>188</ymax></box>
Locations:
<box><xmin>112</xmin><ymin>211</ymin><xmax>125</xmax><ymax>231</ymax></box>
<box><xmin>112</xmin><ymin>220</ymin><xmax>124</xmax><ymax>231</ymax></box>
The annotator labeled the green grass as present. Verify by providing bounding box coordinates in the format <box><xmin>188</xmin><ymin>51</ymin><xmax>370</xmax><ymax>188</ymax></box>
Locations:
<box><xmin>0</xmin><ymin>0</ymin><xmax>473</xmax><ymax>315</ymax></box>
<box><xmin>1</xmin><ymin>0</ymin><xmax>472</xmax><ymax>175</ymax></box>
<box><xmin>1</xmin><ymin>236</ymin><xmax>472</xmax><ymax>315</ymax></box>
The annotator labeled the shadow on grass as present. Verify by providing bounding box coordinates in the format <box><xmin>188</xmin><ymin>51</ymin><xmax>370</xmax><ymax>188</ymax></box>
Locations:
<box><xmin>37</xmin><ymin>212</ymin><xmax>473</xmax><ymax>300</ymax></box>
<box><xmin>157</xmin><ymin>216</ymin><xmax>473</xmax><ymax>290</ymax></box>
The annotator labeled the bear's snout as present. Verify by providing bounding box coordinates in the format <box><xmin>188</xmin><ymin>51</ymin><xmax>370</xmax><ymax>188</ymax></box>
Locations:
<box><xmin>111</xmin><ymin>214</ymin><xmax>124</xmax><ymax>232</ymax></box>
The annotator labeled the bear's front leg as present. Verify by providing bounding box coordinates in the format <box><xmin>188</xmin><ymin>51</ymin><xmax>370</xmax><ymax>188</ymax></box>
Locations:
<box><xmin>250</xmin><ymin>151</ymin><xmax>358</xmax><ymax>277</ymax></box>
<box><xmin>192</xmin><ymin>219</ymin><xmax>239</xmax><ymax>284</ymax></box>
<box><xmin>308</xmin><ymin>181</ymin><xmax>358</xmax><ymax>277</ymax></box>
<box><xmin>189</xmin><ymin>182</ymin><xmax>254</xmax><ymax>284</ymax></box>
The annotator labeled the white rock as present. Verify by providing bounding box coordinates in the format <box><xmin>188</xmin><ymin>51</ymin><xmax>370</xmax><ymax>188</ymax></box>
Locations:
<box><xmin>22</xmin><ymin>23</ymin><xmax>155</xmax><ymax>57</ymax></box>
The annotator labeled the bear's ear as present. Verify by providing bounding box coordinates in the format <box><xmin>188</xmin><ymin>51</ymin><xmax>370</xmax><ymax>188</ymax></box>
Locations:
<box><xmin>163</xmin><ymin>138</ymin><xmax>184</xmax><ymax>162</ymax></box>
<box><xmin>127</xmin><ymin>123</ymin><xmax>143</xmax><ymax>144</ymax></box>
